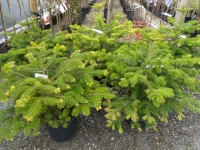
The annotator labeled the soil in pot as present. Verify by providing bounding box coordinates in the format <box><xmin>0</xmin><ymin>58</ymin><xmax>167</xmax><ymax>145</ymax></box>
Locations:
<box><xmin>47</xmin><ymin>118</ymin><xmax>78</xmax><ymax>142</ymax></box>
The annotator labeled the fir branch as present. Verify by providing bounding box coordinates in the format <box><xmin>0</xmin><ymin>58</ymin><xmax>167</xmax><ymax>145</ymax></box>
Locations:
<box><xmin>10</xmin><ymin>70</ymin><xmax>27</xmax><ymax>78</ymax></box>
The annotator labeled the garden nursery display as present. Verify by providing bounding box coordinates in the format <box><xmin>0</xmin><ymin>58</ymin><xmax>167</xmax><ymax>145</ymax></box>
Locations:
<box><xmin>0</xmin><ymin>2</ymin><xmax>200</xmax><ymax>143</ymax></box>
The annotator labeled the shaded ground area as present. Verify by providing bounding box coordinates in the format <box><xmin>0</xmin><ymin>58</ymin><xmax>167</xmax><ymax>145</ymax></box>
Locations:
<box><xmin>0</xmin><ymin>110</ymin><xmax>200</xmax><ymax>150</ymax></box>
<box><xmin>0</xmin><ymin>0</ymin><xmax>200</xmax><ymax>150</ymax></box>
<box><xmin>0</xmin><ymin>44</ymin><xmax>10</xmax><ymax>54</ymax></box>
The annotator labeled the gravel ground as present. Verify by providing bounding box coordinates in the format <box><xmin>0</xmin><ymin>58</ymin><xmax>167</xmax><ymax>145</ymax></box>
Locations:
<box><xmin>0</xmin><ymin>80</ymin><xmax>200</xmax><ymax>149</ymax></box>
<box><xmin>0</xmin><ymin>109</ymin><xmax>200</xmax><ymax>150</ymax></box>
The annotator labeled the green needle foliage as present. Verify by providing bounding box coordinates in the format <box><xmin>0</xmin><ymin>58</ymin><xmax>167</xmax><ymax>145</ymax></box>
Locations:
<box><xmin>0</xmin><ymin>41</ymin><xmax>114</xmax><ymax>142</ymax></box>
<box><xmin>103</xmin><ymin>43</ymin><xmax>200</xmax><ymax>132</ymax></box>
<box><xmin>0</xmin><ymin>21</ymin><xmax>73</xmax><ymax>69</ymax></box>
<box><xmin>60</xmin><ymin>9</ymin><xmax>200</xmax><ymax>132</ymax></box>
<box><xmin>0</xmin><ymin>1</ymin><xmax>200</xmax><ymax>141</ymax></box>
<box><xmin>102</xmin><ymin>20</ymin><xmax>200</xmax><ymax>133</ymax></box>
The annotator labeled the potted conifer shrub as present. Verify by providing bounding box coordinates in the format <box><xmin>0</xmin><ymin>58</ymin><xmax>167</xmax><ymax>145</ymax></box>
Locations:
<box><xmin>102</xmin><ymin>19</ymin><xmax>200</xmax><ymax>133</ymax></box>
<box><xmin>0</xmin><ymin>41</ymin><xmax>114</xmax><ymax>142</ymax></box>
<box><xmin>69</xmin><ymin>3</ymin><xmax>200</xmax><ymax>132</ymax></box>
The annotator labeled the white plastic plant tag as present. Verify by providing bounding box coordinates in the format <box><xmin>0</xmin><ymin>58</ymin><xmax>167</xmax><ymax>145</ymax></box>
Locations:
<box><xmin>180</xmin><ymin>35</ymin><xmax>187</xmax><ymax>39</ymax></box>
<box><xmin>161</xmin><ymin>12</ymin><xmax>173</xmax><ymax>17</ymax></box>
<box><xmin>146</xmin><ymin>64</ymin><xmax>151</xmax><ymax>69</ymax></box>
<box><xmin>35</xmin><ymin>73</ymin><xmax>48</xmax><ymax>79</ymax></box>
<box><xmin>92</xmin><ymin>28</ymin><xmax>104</xmax><ymax>34</ymax></box>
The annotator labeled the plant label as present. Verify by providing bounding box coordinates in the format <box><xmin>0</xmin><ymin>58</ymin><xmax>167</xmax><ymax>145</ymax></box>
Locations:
<box><xmin>35</xmin><ymin>73</ymin><xmax>48</xmax><ymax>79</ymax></box>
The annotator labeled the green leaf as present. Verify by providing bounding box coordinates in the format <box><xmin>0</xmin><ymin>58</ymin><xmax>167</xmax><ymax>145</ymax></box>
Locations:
<box><xmin>146</xmin><ymin>88</ymin><xmax>174</xmax><ymax>107</ymax></box>
<box><xmin>41</xmin><ymin>97</ymin><xmax>61</xmax><ymax>106</ymax></box>
<box><xmin>30</xmin><ymin>41</ymin><xmax>38</xmax><ymax>47</ymax></box>
<box><xmin>119</xmin><ymin>78</ymin><xmax>129</xmax><ymax>87</ymax></box>
<box><xmin>72</xmin><ymin>106</ymin><xmax>81</xmax><ymax>117</ymax></box>
<box><xmin>1</xmin><ymin>61</ymin><xmax>16</xmax><ymax>73</ymax></box>
<box><xmin>81</xmin><ymin>105</ymin><xmax>90</xmax><ymax>116</ymax></box>
<box><xmin>152</xmin><ymin>100</ymin><xmax>161</xmax><ymax>108</ymax></box>
<box><xmin>24</xmin><ymin>100</ymin><xmax>42</xmax><ymax>121</ymax></box>
<box><xmin>119</xmin><ymin>126</ymin><xmax>123</xmax><ymax>134</ymax></box>
<box><xmin>124</xmin><ymin>105</ymin><xmax>134</xmax><ymax>114</ymax></box>
<box><xmin>24</xmin><ymin>118</ymin><xmax>41</xmax><ymax>136</ymax></box>
<box><xmin>75</xmin><ymin>94</ymin><xmax>88</xmax><ymax>104</ymax></box>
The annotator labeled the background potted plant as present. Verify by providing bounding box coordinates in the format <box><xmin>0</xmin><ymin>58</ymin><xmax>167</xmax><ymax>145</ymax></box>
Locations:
<box><xmin>0</xmin><ymin>19</ymin><xmax>74</xmax><ymax>69</ymax></box>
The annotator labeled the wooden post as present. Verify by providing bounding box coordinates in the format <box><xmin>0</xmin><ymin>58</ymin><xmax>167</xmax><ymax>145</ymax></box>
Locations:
<box><xmin>30</xmin><ymin>0</ymin><xmax>38</xmax><ymax>28</ymax></box>
<box><xmin>7</xmin><ymin>0</ymin><xmax>16</xmax><ymax>32</ymax></box>
<box><xmin>82</xmin><ymin>0</ymin><xmax>88</xmax><ymax>7</ymax></box>
<box><xmin>30</xmin><ymin>0</ymin><xmax>37</xmax><ymax>17</ymax></box>
<box><xmin>175</xmin><ymin>0</ymin><xmax>190</xmax><ymax>24</ymax></box>
<box><xmin>0</xmin><ymin>0</ymin><xmax>7</xmax><ymax>44</ymax></box>
<box><xmin>107</xmin><ymin>0</ymin><xmax>114</xmax><ymax>24</ymax></box>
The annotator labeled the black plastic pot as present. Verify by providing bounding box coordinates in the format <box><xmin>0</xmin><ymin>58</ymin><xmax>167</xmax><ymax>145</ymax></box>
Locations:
<box><xmin>82</xmin><ymin>6</ymin><xmax>90</xmax><ymax>14</ymax></box>
<box><xmin>183</xmin><ymin>17</ymin><xmax>197</xmax><ymax>37</ymax></box>
<box><xmin>47</xmin><ymin>118</ymin><xmax>78</xmax><ymax>142</ymax></box>
<box><xmin>142</xmin><ymin>2</ymin><xmax>148</xmax><ymax>9</ymax></box>
<box><xmin>119</xmin><ymin>0</ymin><xmax>129</xmax><ymax>13</ymax></box>
<box><xmin>148</xmin><ymin>3</ymin><xmax>154</xmax><ymax>12</ymax></box>
<box><xmin>184</xmin><ymin>17</ymin><xmax>192</xmax><ymax>23</ymax></box>
<box><xmin>103</xmin><ymin>4</ymin><xmax>108</xmax><ymax>21</ymax></box>
<box><xmin>197</xmin><ymin>30</ymin><xmax>200</xmax><ymax>35</ymax></box>
<box><xmin>190</xmin><ymin>31</ymin><xmax>197</xmax><ymax>37</ymax></box>
<box><xmin>125</xmin><ymin>9</ymin><xmax>134</xmax><ymax>21</ymax></box>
